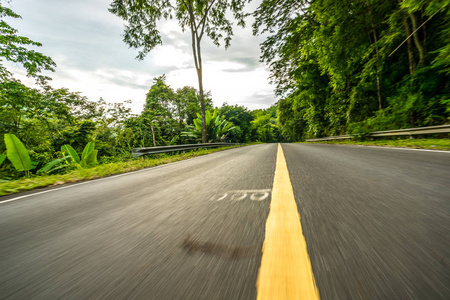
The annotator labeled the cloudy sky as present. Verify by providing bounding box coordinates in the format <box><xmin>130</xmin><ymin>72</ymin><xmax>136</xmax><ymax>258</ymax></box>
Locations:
<box><xmin>4</xmin><ymin>0</ymin><xmax>276</xmax><ymax>114</ymax></box>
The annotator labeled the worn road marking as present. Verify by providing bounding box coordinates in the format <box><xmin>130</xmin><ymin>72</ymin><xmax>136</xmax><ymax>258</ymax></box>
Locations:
<box><xmin>210</xmin><ymin>189</ymin><xmax>271</xmax><ymax>202</ymax></box>
<box><xmin>257</xmin><ymin>143</ymin><xmax>319</xmax><ymax>299</ymax></box>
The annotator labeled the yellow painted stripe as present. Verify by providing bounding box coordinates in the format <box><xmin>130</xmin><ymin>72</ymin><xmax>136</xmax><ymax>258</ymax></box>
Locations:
<box><xmin>257</xmin><ymin>143</ymin><xmax>320</xmax><ymax>300</ymax></box>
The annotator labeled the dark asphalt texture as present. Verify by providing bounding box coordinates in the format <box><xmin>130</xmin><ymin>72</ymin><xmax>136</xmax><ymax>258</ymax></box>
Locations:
<box><xmin>0</xmin><ymin>143</ymin><xmax>449</xmax><ymax>299</ymax></box>
<box><xmin>282</xmin><ymin>144</ymin><xmax>450</xmax><ymax>300</ymax></box>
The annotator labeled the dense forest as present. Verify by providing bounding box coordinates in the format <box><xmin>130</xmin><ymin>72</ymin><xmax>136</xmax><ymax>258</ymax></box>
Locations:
<box><xmin>1</xmin><ymin>0</ymin><xmax>448</xmax><ymax>180</ymax></box>
<box><xmin>254</xmin><ymin>0</ymin><xmax>449</xmax><ymax>140</ymax></box>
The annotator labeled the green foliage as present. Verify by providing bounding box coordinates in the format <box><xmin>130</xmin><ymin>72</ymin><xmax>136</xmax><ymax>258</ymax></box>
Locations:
<box><xmin>182</xmin><ymin>108</ymin><xmax>236</xmax><ymax>142</ymax></box>
<box><xmin>4</xmin><ymin>133</ymin><xmax>31</xmax><ymax>173</ymax></box>
<box><xmin>59</xmin><ymin>142</ymin><xmax>98</xmax><ymax>169</ymax></box>
<box><xmin>176</xmin><ymin>86</ymin><xmax>212</xmax><ymax>125</ymax></box>
<box><xmin>81</xmin><ymin>142</ymin><xmax>95</xmax><ymax>161</ymax></box>
<box><xmin>349</xmin><ymin>65</ymin><xmax>448</xmax><ymax>136</ymax></box>
<box><xmin>306</xmin><ymin>138</ymin><xmax>450</xmax><ymax>151</ymax></box>
<box><xmin>37</xmin><ymin>155</ymin><xmax>70</xmax><ymax>174</ymax></box>
<box><xmin>61</xmin><ymin>144</ymin><xmax>80</xmax><ymax>163</ymax></box>
<box><xmin>109</xmin><ymin>0</ymin><xmax>247</xmax><ymax>142</ymax></box>
<box><xmin>141</xmin><ymin>76</ymin><xmax>213</xmax><ymax>145</ymax></box>
<box><xmin>110</xmin><ymin>0</ymin><xmax>250</xmax><ymax>142</ymax></box>
<box><xmin>1</xmin><ymin>3</ymin><xmax>256</xmax><ymax>183</ymax></box>
<box><xmin>109</xmin><ymin>0</ymin><xmax>248</xmax><ymax>60</ymax></box>
<box><xmin>250</xmin><ymin>106</ymin><xmax>281</xmax><ymax>143</ymax></box>
<box><xmin>0</xmin><ymin>145</ymin><xmax>240</xmax><ymax>197</ymax></box>
<box><xmin>0</xmin><ymin>153</ymin><xmax>5</xmax><ymax>166</ymax></box>
<box><xmin>0</xmin><ymin>4</ymin><xmax>56</xmax><ymax>79</ymax></box>
<box><xmin>254</xmin><ymin>0</ymin><xmax>450</xmax><ymax>140</ymax></box>
<box><xmin>74</xmin><ymin>142</ymin><xmax>97</xmax><ymax>168</ymax></box>
<box><xmin>82</xmin><ymin>149</ymin><xmax>98</xmax><ymax>168</ymax></box>
<box><xmin>218</xmin><ymin>103</ymin><xmax>253</xmax><ymax>142</ymax></box>
<box><xmin>0</xmin><ymin>73</ymin><xmax>138</xmax><ymax>180</ymax></box>
<box><xmin>0</xmin><ymin>78</ymin><xmax>109</xmax><ymax>155</ymax></box>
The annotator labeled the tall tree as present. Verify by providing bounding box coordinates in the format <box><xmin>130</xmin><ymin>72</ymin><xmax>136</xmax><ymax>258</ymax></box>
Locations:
<box><xmin>142</xmin><ymin>75</ymin><xmax>177</xmax><ymax>145</ymax></box>
<box><xmin>109</xmin><ymin>0</ymin><xmax>249</xmax><ymax>143</ymax></box>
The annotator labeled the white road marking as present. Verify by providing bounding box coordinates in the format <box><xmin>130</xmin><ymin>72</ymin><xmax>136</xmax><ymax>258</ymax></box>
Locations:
<box><xmin>213</xmin><ymin>193</ymin><xmax>228</xmax><ymax>201</ymax></box>
<box><xmin>250</xmin><ymin>191</ymin><xmax>271</xmax><ymax>201</ymax></box>
<box><xmin>231</xmin><ymin>192</ymin><xmax>248</xmax><ymax>201</ymax></box>
<box><xmin>211</xmin><ymin>189</ymin><xmax>271</xmax><ymax>202</ymax></box>
<box><xmin>364</xmin><ymin>145</ymin><xmax>449</xmax><ymax>153</ymax></box>
<box><xmin>309</xmin><ymin>143</ymin><xmax>449</xmax><ymax>153</ymax></box>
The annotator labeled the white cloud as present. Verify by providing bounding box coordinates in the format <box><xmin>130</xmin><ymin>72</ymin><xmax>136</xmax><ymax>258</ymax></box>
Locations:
<box><xmin>152</xmin><ymin>46</ymin><xmax>192</xmax><ymax>68</ymax></box>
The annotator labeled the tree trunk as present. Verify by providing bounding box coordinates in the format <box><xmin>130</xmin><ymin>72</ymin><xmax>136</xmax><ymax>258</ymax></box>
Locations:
<box><xmin>409</xmin><ymin>12</ymin><xmax>425</xmax><ymax>66</ymax></box>
<box><xmin>150</xmin><ymin>124</ymin><xmax>156</xmax><ymax>147</ymax></box>
<box><xmin>196</xmin><ymin>53</ymin><xmax>207</xmax><ymax>143</ymax></box>
<box><xmin>150</xmin><ymin>123</ymin><xmax>158</xmax><ymax>158</ymax></box>
<box><xmin>403</xmin><ymin>17</ymin><xmax>416</xmax><ymax>74</ymax></box>
<box><xmin>366</xmin><ymin>1</ymin><xmax>382</xmax><ymax>109</ymax></box>
<box><xmin>187</xmin><ymin>7</ymin><xmax>207</xmax><ymax>143</ymax></box>
<box><xmin>373</xmin><ymin>32</ymin><xmax>382</xmax><ymax>109</ymax></box>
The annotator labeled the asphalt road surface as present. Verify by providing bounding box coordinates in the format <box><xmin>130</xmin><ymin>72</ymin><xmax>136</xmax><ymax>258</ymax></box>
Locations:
<box><xmin>0</xmin><ymin>143</ymin><xmax>449</xmax><ymax>299</ymax></box>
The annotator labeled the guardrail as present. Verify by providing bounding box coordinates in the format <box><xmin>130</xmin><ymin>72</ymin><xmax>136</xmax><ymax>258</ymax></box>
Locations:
<box><xmin>132</xmin><ymin>143</ymin><xmax>240</xmax><ymax>158</ymax></box>
<box><xmin>305</xmin><ymin>124</ymin><xmax>450</xmax><ymax>142</ymax></box>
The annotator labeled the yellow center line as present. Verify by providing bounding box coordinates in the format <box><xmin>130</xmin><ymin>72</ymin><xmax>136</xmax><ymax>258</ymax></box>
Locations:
<box><xmin>257</xmin><ymin>143</ymin><xmax>320</xmax><ymax>300</ymax></box>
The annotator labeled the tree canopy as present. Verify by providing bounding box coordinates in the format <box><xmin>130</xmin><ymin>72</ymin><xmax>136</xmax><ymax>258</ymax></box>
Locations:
<box><xmin>109</xmin><ymin>0</ymin><xmax>250</xmax><ymax>142</ymax></box>
<box><xmin>254</xmin><ymin>0</ymin><xmax>449</xmax><ymax>140</ymax></box>
<box><xmin>0</xmin><ymin>4</ymin><xmax>55</xmax><ymax>81</ymax></box>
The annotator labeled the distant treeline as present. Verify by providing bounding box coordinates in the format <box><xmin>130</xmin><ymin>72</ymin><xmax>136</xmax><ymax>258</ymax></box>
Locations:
<box><xmin>0</xmin><ymin>74</ymin><xmax>282</xmax><ymax>179</ymax></box>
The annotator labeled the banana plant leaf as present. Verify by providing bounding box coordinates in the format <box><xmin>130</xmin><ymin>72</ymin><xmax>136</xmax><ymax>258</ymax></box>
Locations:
<box><xmin>205</xmin><ymin>110</ymin><xmax>212</xmax><ymax>125</ymax></box>
<box><xmin>81</xmin><ymin>142</ymin><xmax>95</xmax><ymax>161</ymax></box>
<box><xmin>82</xmin><ymin>150</ymin><xmax>98</xmax><ymax>168</ymax></box>
<box><xmin>193</xmin><ymin>118</ymin><xmax>202</xmax><ymax>131</ymax></box>
<box><xmin>4</xmin><ymin>133</ymin><xmax>32</xmax><ymax>171</ymax></box>
<box><xmin>45</xmin><ymin>164</ymin><xmax>69</xmax><ymax>174</ymax></box>
<box><xmin>37</xmin><ymin>155</ymin><xmax>70</xmax><ymax>174</ymax></box>
<box><xmin>61</xmin><ymin>144</ymin><xmax>80</xmax><ymax>163</ymax></box>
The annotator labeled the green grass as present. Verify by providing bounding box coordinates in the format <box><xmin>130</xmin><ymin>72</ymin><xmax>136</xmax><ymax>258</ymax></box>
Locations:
<box><xmin>0</xmin><ymin>146</ymin><xmax>240</xmax><ymax>197</ymax></box>
<box><xmin>304</xmin><ymin>138</ymin><xmax>450</xmax><ymax>150</ymax></box>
